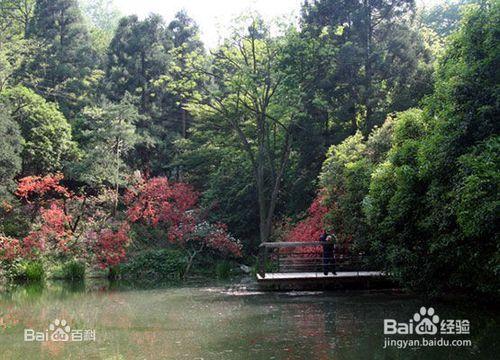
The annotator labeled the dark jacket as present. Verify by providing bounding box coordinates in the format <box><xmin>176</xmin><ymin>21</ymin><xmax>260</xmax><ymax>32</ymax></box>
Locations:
<box><xmin>320</xmin><ymin>233</ymin><xmax>334</xmax><ymax>255</ymax></box>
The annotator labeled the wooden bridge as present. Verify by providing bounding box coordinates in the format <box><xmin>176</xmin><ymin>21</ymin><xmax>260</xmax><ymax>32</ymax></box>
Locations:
<box><xmin>256</xmin><ymin>241</ymin><xmax>392</xmax><ymax>290</ymax></box>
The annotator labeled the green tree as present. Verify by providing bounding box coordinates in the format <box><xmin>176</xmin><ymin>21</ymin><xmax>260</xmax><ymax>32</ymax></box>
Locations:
<box><xmin>0</xmin><ymin>1</ymin><xmax>38</xmax><ymax>92</ymax></box>
<box><xmin>364</xmin><ymin>1</ymin><xmax>499</xmax><ymax>295</ymax></box>
<box><xmin>363</xmin><ymin>108</ymin><xmax>428</xmax><ymax>274</ymax></box>
<box><xmin>105</xmin><ymin>14</ymin><xmax>171</xmax><ymax>111</ymax></box>
<box><xmin>105</xmin><ymin>14</ymin><xmax>174</xmax><ymax>170</ymax></box>
<box><xmin>0</xmin><ymin>38</ymin><xmax>37</xmax><ymax>92</ymax></box>
<box><xmin>79</xmin><ymin>0</ymin><xmax>121</xmax><ymax>59</ymax></box>
<box><xmin>0</xmin><ymin>104</ymin><xmax>23</xmax><ymax>197</ymax></box>
<box><xmin>172</xmin><ymin>125</ymin><xmax>261</xmax><ymax>245</ymax></box>
<box><xmin>420</xmin><ymin>0</ymin><xmax>474</xmax><ymax>37</ymax></box>
<box><xmin>23</xmin><ymin>0</ymin><xmax>97</xmax><ymax>114</ymax></box>
<box><xmin>319</xmin><ymin>116</ymin><xmax>395</xmax><ymax>250</ymax></box>
<box><xmin>1</xmin><ymin>86</ymin><xmax>77</xmax><ymax>174</ymax></box>
<box><xmin>145</xmin><ymin>11</ymin><xmax>206</xmax><ymax>175</ymax></box>
<box><xmin>166</xmin><ymin>10</ymin><xmax>205</xmax><ymax>139</ymax></box>
<box><xmin>301</xmin><ymin>0</ymin><xmax>433</xmax><ymax>133</ymax></box>
<box><xmin>0</xmin><ymin>0</ymin><xmax>35</xmax><ymax>40</ymax></box>
<box><xmin>80</xmin><ymin>0</ymin><xmax>120</xmax><ymax>32</ymax></box>
<box><xmin>185</xmin><ymin>16</ymin><xmax>300</xmax><ymax>244</ymax></box>
<box><xmin>71</xmin><ymin>93</ymin><xmax>141</xmax><ymax>211</ymax></box>
<box><xmin>280</xmin><ymin>0</ymin><xmax>434</xmax><ymax>216</ymax></box>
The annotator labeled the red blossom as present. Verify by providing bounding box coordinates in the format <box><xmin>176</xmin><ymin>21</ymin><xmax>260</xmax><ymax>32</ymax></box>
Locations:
<box><xmin>125</xmin><ymin>177</ymin><xmax>199</xmax><ymax>242</ymax></box>
<box><xmin>125</xmin><ymin>177</ymin><xmax>198</xmax><ymax>226</ymax></box>
<box><xmin>285</xmin><ymin>195</ymin><xmax>330</xmax><ymax>256</ymax></box>
<box><xmin>204</xmin><ymin>223</ymin><xmax>242</xmax><ymax>257</ymax></box>
<box><xmin>23</xmin><ymin>202</ymin><xmax>73</xmax><ymax>254</ymax></box>
<box><xmin>0</xmin><ymin>235</ymin><xmax>21</xmax><ymax>261</ymax></box>
<box><xmin>93</xmin><ymin>224</ymin><xmax>130</xmax><ymax>269</ymax></box>
<box><xmin>125</xmin><ymin>177</ymin><xmax>241</xmax><ymax>257</ymax></box>
<box><xmin>16</xmin><ymin>173</ymin><xmax>71</xmax><ymax>204</ymax></box>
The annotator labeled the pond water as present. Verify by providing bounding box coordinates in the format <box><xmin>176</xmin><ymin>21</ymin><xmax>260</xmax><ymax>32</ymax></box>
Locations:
<box><xmin>0</xmin><ymin>279</ymin><xmax>497</xmax><ymax>359</ymax></box>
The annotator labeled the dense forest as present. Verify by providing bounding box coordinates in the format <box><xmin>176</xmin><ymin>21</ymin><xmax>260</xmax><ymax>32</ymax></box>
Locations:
<box><xmin>0</xmin><ymin>0</ymin><xmax>498</xmax><ymax>296</ymax></box>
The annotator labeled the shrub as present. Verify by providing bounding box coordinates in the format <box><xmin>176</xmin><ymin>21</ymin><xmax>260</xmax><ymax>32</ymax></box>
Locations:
<box><xmin>61</xmin><ymin>260</ymin><xmax>85</xmax><ymax>280</ymax></box>
<box><xmin>118</xmin><ymin>249</ymin><xmax>187</xmax><ymax>280</ymax></box>
<box><xmin>13</xmin><ymin>260</ymin><xmax>44</xmax><ymax>282</ymax></box>
<box><xmin>215</xmin><ymin>261</ymin><xmax>232</xmax><ymax>279</ymax></box>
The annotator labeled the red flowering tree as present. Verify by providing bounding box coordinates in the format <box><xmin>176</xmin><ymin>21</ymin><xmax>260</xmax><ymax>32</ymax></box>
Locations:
<box><xmin>284</xmin><ymin>195</ymin><xmax>330</xmax><ymax>256</ymax></box>
<box><xmin>16</xmin><ymin>173</ymin><xmax>71</xmax><ymax>216</ymax></box>
<box><xmin>125</xmin><ymin>177</ymin><xmax>242</xmax><ymax>276</ymax></box>
<box><xmin>125</xmin><ymin>177</ymin><xmax>198</xmax><ymax>237</ymax></box>
<box><xmin>1</xmin><ymin>174</ymin><xmax>131</xmax><ymax>270</ymax></box>
<box><xmin>92</xmin><ymin>224</ymin><xmax>131</xmax><ymax>269</ymax></box>
<box><xmin>22</xmin><ymin>202</ymin><xmax>73</xmax><ymax>255</ymax></box>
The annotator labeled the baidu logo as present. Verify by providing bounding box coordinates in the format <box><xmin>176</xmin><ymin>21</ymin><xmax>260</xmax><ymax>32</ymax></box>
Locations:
<box><xmin>384</xmin><ymin>306</ymin><xmax>470</xmax><ymax>335</ymax></box>
<box><xmin>24</xmin><ymin>318</ymin><xmax>95</xmax><ymax>342</ymax></box>
<box><xmin>413</xmin><ymin>307</ymin><xmax>440</xmax><ymax>335</ymax></box>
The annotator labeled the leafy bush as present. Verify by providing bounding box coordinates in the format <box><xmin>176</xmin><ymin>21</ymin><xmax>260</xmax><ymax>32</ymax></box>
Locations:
<box><xmin>13</xmin><ymin>260</ymin><xmax>45</xmax><ymax>282</ymax></box>
<box><xmin>215</xmin><ymin>261</ymin><xmax>232</xmax><ymax>279</ymax></box>
<box><xmin>60</xmin><ymin>260</ymin><xmax>85</xmax><ymax>280</ymax></box>
<box><xmin>316</xmin><ymin>122</ymin><xmax>395</xmax><ymax>251</ymax></box>
<box><xmin>118</xmin><ymin>249</ymin><xmax>187</xmax><ymax>280</ymax></box>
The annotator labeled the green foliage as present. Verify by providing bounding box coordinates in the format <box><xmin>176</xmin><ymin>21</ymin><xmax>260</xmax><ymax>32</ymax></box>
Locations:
<box><xmin>363</xmin><ymin>109</ymin><xmax>428</xmax><ymax>275</ymax></box>
<box><xmin>104</xmin><ymin>12</ymin><xmax>205</xmax><ymax>172</ymax></box>
<box><xmin>0</xmin><ymin>86</ymin><xmax>78</xmax><ymax>174</ymax></box>
<box><xmin>279</xmin><ymin>0</ymin><xmax>435</xmax><ymax>219</ymax></box>
<box><xmin>0</xmin><ymin>38</ymin><xmax>37</xmax><ymax>90</ymax></box>
<box><xmin>0</xmin><ymin>0</ymin><xmax>35</xmax><ymax>40</ymax></box>
<box><xmin>215</xmin><ymin>260</ymin><xmax>232</xmax><ymax>279</ymax></box>
<box><xmin>24</xmin><ymin>0</ymin><xmax>98</xmax><ymax>114</ymax></box>
<box><xmin>105</xmin><ymin>14</ymin><xmax>171</xmax><ymax>106</ymax></box>
<box><xmin>12</xmin><ymin>260</ymin><xmax>44</xmax><ymax>282</ymax></box>
<box><xmin>0</xmin><ymin>105</ymin><xmax>23</xmax><ymax>197</ymax></box>
<box><xmin>60</xmin><ymin>259</ymin><xmax>85</xmax><ymax>280</ymax></box>
<box><xmin>182</xmin><ymin>15</ymin><xmax>301</xmax><ymax>244</ymax></box>
<box><xmin>118</xmin><ymin>249</ymin><xmax>187</xmax><ymax>280</ymax></box>
<box><xmin>70</xmin><ymin>93</ymin><xmax>140</xmax><ymax>187</ymax></box>
<box><xmin>363</xmin><ymin>2</ymin><xmax>499</xmax><ymax>295</ymax></box>
<box><xmin>300</xmin><ymin>0</ymin><xmax>433</xmax><ymax>132</ymax></box>
<box><xmin>455</xmin><ymin>136</ymin><xmax>499</xmax><ymax>238</ymax></box>
<box><xmin>171</xmin><ymin>132</ymin><xmax>260</xmax><ymax>246</ymax></box>
<box><xmin>79</xmin><ymin>0</ymin><xmax>121</xmax><ymax>61</ymax></box>
<box><xmin>319</xmin><ymin>119</ymin><xmax>396</xmax><ymax>250</ymax></box>
<box><xmin>420</xmin><ymin>0</ymin><xmax>474</xmax><ymax>37</ymax></box>
<box><xmin>80</xmin><ymin>0</ymin><xmax>120</xmax><ymax>32</ymax></box>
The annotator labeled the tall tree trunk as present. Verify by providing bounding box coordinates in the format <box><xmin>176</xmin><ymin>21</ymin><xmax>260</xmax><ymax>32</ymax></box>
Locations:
<box><xmin>113</xmin><ymin>115</ymin><xmax>123</xmax><ymax>216</ymax></box>
<box><xmin>364</xmin><ymin>0</ymin><xmax>373</xmax><ymax>133</ymax></box>
<box><xmin>181</xmin><ymin>108</ymin><xmax>186</xmax><ymax>138</ymax></box>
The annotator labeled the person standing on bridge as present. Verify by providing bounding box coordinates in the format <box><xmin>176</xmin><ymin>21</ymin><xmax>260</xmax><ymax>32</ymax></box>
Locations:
<box><xmin>320</xmin><ymin>231</ymin><xmax>336</xmax><ymax>275</ymax></box>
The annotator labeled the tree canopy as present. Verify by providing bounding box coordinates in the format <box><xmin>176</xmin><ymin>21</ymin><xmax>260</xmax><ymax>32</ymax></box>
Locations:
<box><xmin>0</xmin><ymin>0</ymin><xmax>497</xmax><ymax>295</ymax></box>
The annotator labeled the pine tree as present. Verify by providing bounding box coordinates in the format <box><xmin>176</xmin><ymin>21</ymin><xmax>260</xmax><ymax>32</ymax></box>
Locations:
<box><xmin>71</xmin><ymin>93</ymin><xmax>140</xmax><ymax>191</ymax></box>
<box><xmin>24</xmin><ymin>0</ymin><xmax>97</xmax><ymax>114</ymax></box>
<box><xmin>71</xmin><ymin>93</ymin><xmax>141</xmax><ymax>213</ymax></box>
<box><xmin>105</xmin><ymin>14</ymin><xmax>172</xmax><ymax>112</ymax></box>
<box><xmin>105</xmin><ymin>12</ymin><xmax>207</xmax><ymax>174</ymax></box>
<box><xmin>167</xmin><ymin>10</ymin><xmax>205</xmax><ymax>138</ymax></box>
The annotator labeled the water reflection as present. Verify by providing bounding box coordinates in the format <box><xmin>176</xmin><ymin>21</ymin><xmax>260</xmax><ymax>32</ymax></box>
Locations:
<box><xmin>0</xmin><ymin>280</ymin><xmax>497</xmax><ymax>359</ymax></box>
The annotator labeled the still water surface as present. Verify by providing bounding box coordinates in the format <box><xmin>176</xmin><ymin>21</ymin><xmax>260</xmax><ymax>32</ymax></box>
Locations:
<box><xmin>0</xmin><ymin>279</ymin><xmax>497</xmax><ymax>359</ymax></box>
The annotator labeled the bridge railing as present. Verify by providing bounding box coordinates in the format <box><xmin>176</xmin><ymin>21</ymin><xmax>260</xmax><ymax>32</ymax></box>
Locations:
<box><xmin>257</xmin><ymin>241</ymin><xmax>372</xmax><ymax>278</ymax></box>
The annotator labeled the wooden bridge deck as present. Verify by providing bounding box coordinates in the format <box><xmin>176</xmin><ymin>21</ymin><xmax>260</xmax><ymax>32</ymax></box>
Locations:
<box><xmin>257</xmin><ymin>271</ymin><xmax>384</xmax><ymax>281</ymax></box>
<box><xmin>256</xmin><ymin>242</ymin><xmax>393</xmax><ymax>290</ymax></box>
